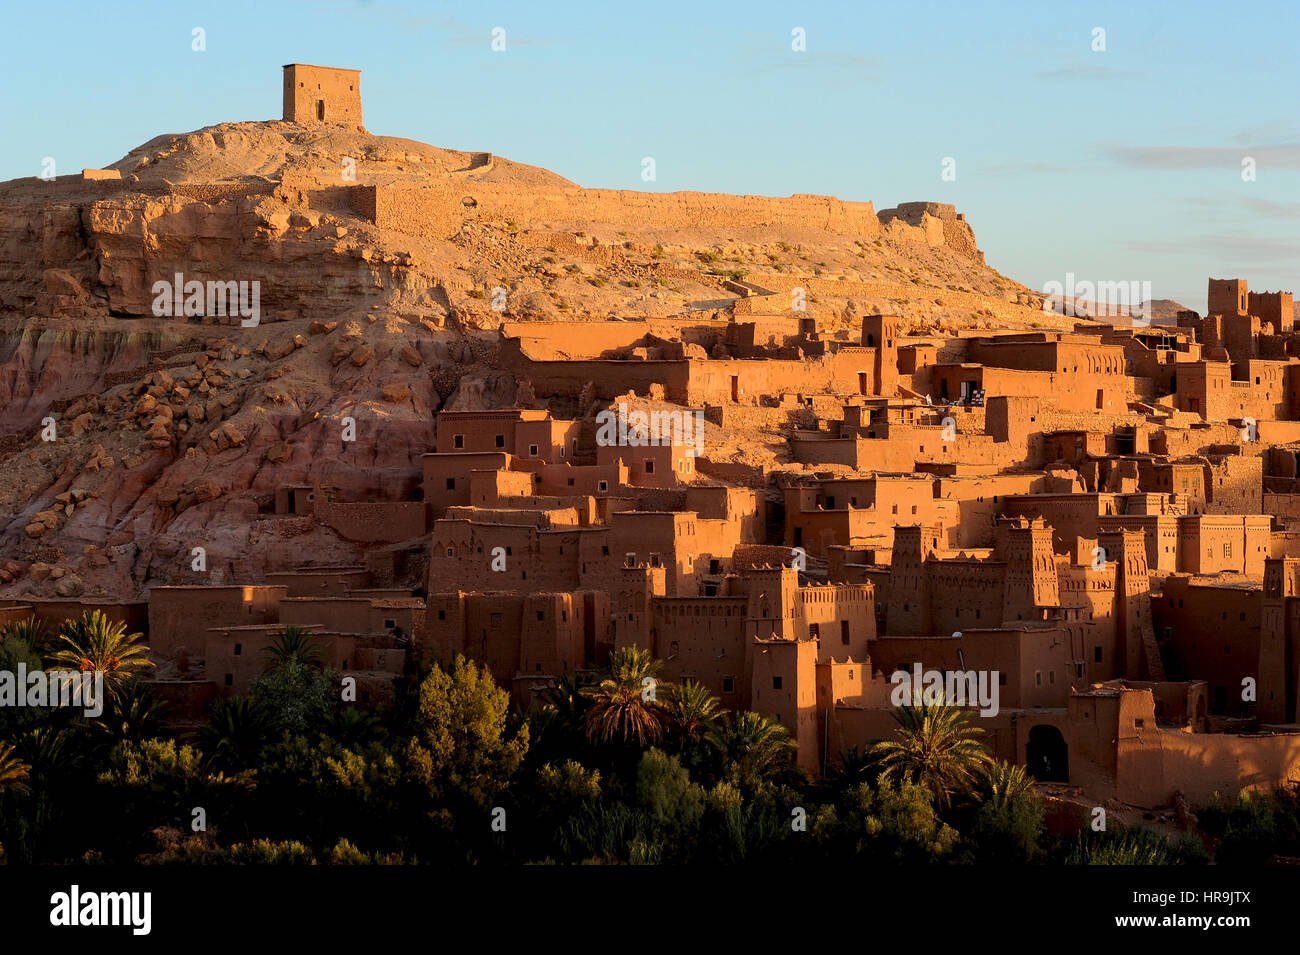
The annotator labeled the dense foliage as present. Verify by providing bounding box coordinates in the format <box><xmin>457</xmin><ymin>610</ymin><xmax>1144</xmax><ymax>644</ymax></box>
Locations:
<box><xmin>0</xmin><ymin>616</ymin><xmax>1218</xmax><ymax>864</ymax></box>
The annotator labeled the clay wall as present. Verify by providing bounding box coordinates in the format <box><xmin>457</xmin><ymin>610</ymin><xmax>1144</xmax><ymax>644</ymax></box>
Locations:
<box><xmin>313</xmin><ymin>500</ymin><xmax>427</xmax><ymax>543</ymax></box>
<box><xmin>361</xmin><ymin>182</ymin><xmax>881</xmax><ymax>241</ymax></box>
<box><xmin>751</xmin><ymin>639</ymin><xmax>821</xmax><ymax>773</ymax></box>
<box><xmin>280</xmin><ymin>596</ymin><xmax>422</xmax><ymax>637</ymax></box>
<box><xmin>652</xmin><ymin>597</ymin><xmax>749</xmax><ymax>702</ymax></box>
<box><xmin>1249</xmin><ymin>290</ymin><xmax>1295</xmax><ymax>334</ymax></box>
<box><xmin>1151</xmin><ymin>577</ymin><xmax>1258</xmax><ymax>715</ymax></box>
<box><xmin>147</xmin><ymin>585</ymin><xmax>286</xmax><ymax>659</ymax></box>
<box><xmin>871</xmin><ymin>627</ymin><xmax>1072</xmax><ymax>710</ymax></box>
<box><xmin>0</xmin><ymin>598</ymin><xmax>148</xmax><ymax>639</ymax></box>
<box><xmin>264</xmin><ymin>568</ymin><xmax>370</xmax><ymax>596</ymax></box>
<box><xmin>422</xmin><ymin>452</ymin><xmax>511</xmax><ymax>511</ymax></box>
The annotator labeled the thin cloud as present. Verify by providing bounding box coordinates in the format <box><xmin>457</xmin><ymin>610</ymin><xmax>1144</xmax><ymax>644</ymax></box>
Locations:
<box><xmin>1121</xmin><ymin>235</ymin><xmax>1300</xmax><ymax>264</ymax></box>
<box><xmin>1103</xmin><ymin>142</ymin><xmax>1300</xmax><ymax>169</ymax></box>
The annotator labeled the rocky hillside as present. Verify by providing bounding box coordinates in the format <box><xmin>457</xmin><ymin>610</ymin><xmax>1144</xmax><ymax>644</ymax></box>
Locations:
<box><xmin>0</xmin><ymin>121</ymin><xmax>1060</xmax><ymax>599</ymax></box>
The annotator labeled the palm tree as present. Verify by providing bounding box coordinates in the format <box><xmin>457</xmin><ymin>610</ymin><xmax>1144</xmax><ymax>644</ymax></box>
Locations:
<box><xmin>537</xmin><ymin>671</ymin><xmax>594</xmax><ymax>731</ymax></box>
<box><xmin>983</xmin><ymin>760</ymin><xmax>1037</xmax><ymax>805</ymax></box>
<box><xmin>827</xmin><ymin>744</ymin><xmax>881</xmax><ymax>789</ymax></box>
<box><xmin>872</xmin><ymin>700</ymin><xmax>994</xmax><ymax>810</ymax></box>
<box><xmin>47</xmin><ymin>610</ymin><xmax>154</xmax><ymax>699</ymax></box>
<box><xmin>15</xmin><ymin>726</ymin><xmax>81</xmax><ymax>782</ymax></box>
<box><xmin>1</xmin><ymin>616</ymin><xmax>49</xmax><ymax>650</ymax></box>
<box><xmin>0</xmin><ymin>742</ymin><xmax>31</xmax><ymax>795</ymax></box>
<box><xmin>90</xmin><ymin>682</ymin><xmax>168</xmax><ymax>743</ymax></box>
<box><xmin>585</xmin><ymin>681</ymin><xmax>668</xmax><ymax>747</ymax></box>
<box><xmin>605</xmin><ymin>646</ymin><xmax>662</xmax><ymax>686</ymax></box>
<box><xmin>261</xmin><ymin>626</ymin><xmax>323</xmax><ymax>670</ymax></box>
<box><xmin>200</xmin><ymin>696</ymin><xmax>274</xmax><ymax>770</ymax></box>
<box><xmin>663</xmin><ymin>680</ymin><xmax>722</xmax><ymax>747</ymax></box>
<box><xmin>583</xmin><ymin>647</ymin><xmax>668</xmax><ymax>747</ymax></box>
<box><xmin>706</xmin><ymin>711</ymin><xmax>797</xmax><ymax>787</ymax></box>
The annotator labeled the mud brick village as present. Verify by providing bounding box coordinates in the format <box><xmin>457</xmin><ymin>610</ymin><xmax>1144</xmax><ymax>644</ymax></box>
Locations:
<box><xmin>4</xmin><ymin>64</ymin><xmax>1300</xmax><ymax>840</ymax></box>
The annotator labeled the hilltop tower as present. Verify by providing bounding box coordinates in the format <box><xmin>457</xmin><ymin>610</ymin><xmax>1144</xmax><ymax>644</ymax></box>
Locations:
<box><xmin>282</xmin><ymin>63</ymin><xmax>363</xmax><ymax>126</ymax></box>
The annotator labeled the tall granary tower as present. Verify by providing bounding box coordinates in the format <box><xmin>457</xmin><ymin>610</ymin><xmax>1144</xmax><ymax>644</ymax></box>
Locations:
<box><xmin>282</xmin><ymin>64</ymin><xmax>362</xmax><ymax>126</ymax></box>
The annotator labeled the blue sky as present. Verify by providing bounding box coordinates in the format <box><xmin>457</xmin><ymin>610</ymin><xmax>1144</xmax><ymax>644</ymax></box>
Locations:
<box><xmin>2</xmin><ymin>0</ymin><xmax>1295</xmax><ymax>310</ymax></box>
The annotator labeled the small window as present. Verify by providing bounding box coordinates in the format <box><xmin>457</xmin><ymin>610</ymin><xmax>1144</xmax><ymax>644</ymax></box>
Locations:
<box><xmin>599</xmin><ymin>480</ymin><xmax>608</xmax><ymax>492</ymax></box>
<box><xmin>495</xmin><ymin>434</ymin><xmax>505</xmax><ymax>448</ymax></box>
<box><xmin>1093</xmin><ymin>646</ymin><xmax>1102</xmax><ymax>663</ymax></box>
<box><xmin>772</xmin><ymin>676</ymin><xmax>783</xmax><ymax>690</ymax></box>
<box><xmin>645</xmin><ymin>460</ymin><xmax>655</xmax><ymax>474</ymax></box>
<box><xmin>453</xmin><ymin>434</ymin><xmax>464</xmax><ymax>449</ymax></box>
<box><xmin>841</xmin><ymin>620</ymin><xmax>850</xmax><ymax>645</ymax></box>
<box><xmin>722</xmin><ymin>677</ymin><xmax>735</xmax><ymax>694</ymax></box>
<box><xmin>529</xmin><ymin>444</ymin><xmax>538</xmax><ymax>456</ymax></box>
<box><xmin>1035</xmin><ymin>671</ymin><xmax>1042</xmax><ymax>686</ymax></box>
<box><xmin>537</xmin><ymin>611</ymin><xmax>544</xmax><ymax>621</ymax></box>
<box><xmin>234</xmin><ymin>643</ymin><xmax>242</xmax><ymax>656</ymax></box>
<box><xmin>224</xmin><ymin>674</ymin><xmax>233</xmax><ymax>687</ymax></box>
<box><xmin>1223</xmin><ymin>543</ymin><xmax>1232</xmax><ymax>558</ymax></box>
<box><xmin>446</xmin><ymin>478</ymin><xmax>456</xmax><ymax>491</ymax></box>
<box><xmin>1135</xmin><ymin>718</ymin><xmax>1145</xmax><ymax>728</ymax></box>
<box><xmin>438</xmin><ymin>609</ymin><xmax>446</xmax><ymax>621</ymax></box>
<box><xmin>384</xmin><ymin>618</ymin><xmax>396</xmax><ymax>629</ymax></box>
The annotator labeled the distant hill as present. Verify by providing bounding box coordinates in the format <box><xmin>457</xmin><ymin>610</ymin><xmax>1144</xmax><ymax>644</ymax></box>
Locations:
<box><xmin>1145</xmin><ymin>299</ymin><xmax>1192</xmax><ymax>326</ymax></box>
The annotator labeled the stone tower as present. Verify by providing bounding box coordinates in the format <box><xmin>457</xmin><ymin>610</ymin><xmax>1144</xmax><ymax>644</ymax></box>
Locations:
<box><xmin>862</xmin><ymin>314</ymin><xmax>900</xmax><ymax>397</ymax></box>
<box><xmin>282</xmin><ymin>64</ymin><xmax>363</xmax><ymax>126</ymax></box>
<box><xmin>887</xmin><ymin>524</ymin><xmax>940</xmax><ymax>636</ymax></box>
<box><xmin>999</xmin><ymin>517</ymin><xmax>1059</xmax><ymax>625</ymax></box>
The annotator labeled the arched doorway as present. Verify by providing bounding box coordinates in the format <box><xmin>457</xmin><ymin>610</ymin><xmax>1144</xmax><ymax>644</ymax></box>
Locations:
<box><xmin>1026</xmin><ymin>724</ymin><xmax>1068</xmax><ymax>782</ymax></box>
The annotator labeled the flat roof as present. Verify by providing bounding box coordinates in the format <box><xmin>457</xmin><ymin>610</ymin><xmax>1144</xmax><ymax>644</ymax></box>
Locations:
<box><xmin>282</xmin><ymin>63</ymin><xmax>361</xmax><ymax>73</ymax></box>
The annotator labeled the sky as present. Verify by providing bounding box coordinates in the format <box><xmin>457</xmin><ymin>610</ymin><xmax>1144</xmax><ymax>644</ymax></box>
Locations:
<box><xmin>1</xmin><ymin>0</ymin><xmax>1296</xmax><ymax>311</ymax></box>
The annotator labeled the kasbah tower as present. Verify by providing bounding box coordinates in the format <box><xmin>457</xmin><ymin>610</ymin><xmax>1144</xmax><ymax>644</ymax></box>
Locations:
<box><xmin>281</xmin><ymin>63</ymin><xmax>363</xmax><ymax>126</ymax></box>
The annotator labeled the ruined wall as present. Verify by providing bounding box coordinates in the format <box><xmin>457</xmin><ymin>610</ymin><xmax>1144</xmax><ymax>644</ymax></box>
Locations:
<box><xmin>877</xmin><ymin>202</ymin><xmax>983</xmax><ymax>263</ymax></box>
<box><xmin>361</xmin><ymin>183</ymin><xmax>880</xmax><ymax>241</ymax></box>
<box><xmin>504</xmin><ymin>344</ymin><xmax>691</xmax><ymax>402</ymax></box>
<box><xmin>313</xmin><ymin>500</ymin><xmax>427</xmax><ymax>543</ymax></box>
<box><xmin>1249</xmin><ymin>290</ymin><xmax>1295</xmax><ymax>333</ymax></box>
